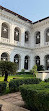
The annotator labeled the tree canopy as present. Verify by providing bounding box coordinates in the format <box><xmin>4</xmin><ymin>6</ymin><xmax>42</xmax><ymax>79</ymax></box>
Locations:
<box><xmin>0</xmin><ymin>61</ymin><xmax>17</xmax><ymax>81</ymax></box>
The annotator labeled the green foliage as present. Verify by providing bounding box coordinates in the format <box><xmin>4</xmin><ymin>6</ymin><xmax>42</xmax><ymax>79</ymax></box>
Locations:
<box><xmin>9</xmin><ymin>78</ymin><xmax>41</xmax><ymax>92</ymax></box>
<box><xmin>16</xmin><ymin>71</ymin><xmax>31</xmax><ymax>75</ymax></box>
<box><xmin>29</xmin><ymin>69</ymin><xmax>33</xmax><ymax>74</ymax></box>
<box><xmin>9</xmin><ymin>79</ymin><xmax>19</xmax><ymax>92</ymax></box>
<box><xmin>21</xmin><ymin>69</ymin><xmax>25</xmax><ymax>74</ymax></box>
<box><xmin>44</xmin><ymin>78</ymin><xmax>49</xmax><ymax>82</ymax></box>
<box><xmin>37</xmin><ymin>65</ymin><xmax>44</xmax><ymax>71</ymax></box>
<box><xmin>0</xmin><ymin>81</ymin><xmax>7</xmax><ymax>94</ymax></box>
<box><xmin>0</xmin><ymin>61</ymin><xmax>17</xmax><ymax>75</ymax></box>
<box><xmin>0</xmin><ymin>61</ymin><xmax>17</xmax><ymax>81</ymax></box>
<box><xmin>30</xmin><ymin>65</ymin><xmax>37</xmax><ymax>76</ymax></box>
<box><xmin>20</xmin><ymin>83</ymin><xmax>49</xmax><ymax>111</ymax></box>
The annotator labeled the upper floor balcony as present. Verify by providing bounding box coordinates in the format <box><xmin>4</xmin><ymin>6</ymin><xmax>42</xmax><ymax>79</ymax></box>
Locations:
<box><xmin>0</xmin><ymin>22</ymin><xmax>31</xmax><ymax>49</ymax></box>
<box><xmin>1</xmin><ymin>37</ymin><xmax>49</xmax><ymax>49</ymax></box>
<box><xmin>1</xmin><ymin>20</ymin><xmax>49</xmax><ymax>49</ymax></box>
<box><xmin>24</xmin><ymin>43</ymin><xmax>31</xmax><ymax>48</ymax></box>
<box><xmin>14</xmin><ymin>40</ymin><xmax>21</xmax><ymax>47</ymax></box>
<box><xmin>0</xmin><ymin>37</ymin><xmax>31</xmax><ymax>49</ymax></box>
<box><xmin>1</xmin><ymin>37</ymin><xmax>10</xmax><ymax>44</ymax></box>
<box><xmin>45</xmin><ymin>42</ymin><xmax>49</xmax><ymax>46</ymax></box>
<box><xmin>34</xmin><ymin>43</ymin><xmax>40</xmax><ymax>48</ymax></box>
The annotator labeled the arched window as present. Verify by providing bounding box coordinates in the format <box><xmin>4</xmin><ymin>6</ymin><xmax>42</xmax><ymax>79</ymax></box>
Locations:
<box><xmin>46</xmin><ymin>29</ymin><xmax>49</xmax><ymax>42</ymax></box>
<box><xmin>35</xmin><ymin>56</ymin><xmax>40</xmax><ymax>66</ymax></box>
<box><xmin>1</xmin><ymin>23</ymin><xmax>8</xmax><ymax>38</ymax></box>
<box><xmin>1</xmin><ymin>52</ymin><xmax>9</xmax><ymax>61</ymax></box>
<box><xmin>24</xmin><ymin>56</ymin><xmax>29</xmax><ymax>70</ymax></box>
<box><xmin>45</xmin><ymin>55</ymin><xmax>49</xmax><ymax>70</ymax></box>
<box><xmin>14</xmin><ymin>54</ymin><xmax>20</xmax><ymax>70</ymax></box>
<box><xmin>36</xmin><ymin>32</ymin><xmax>40</xmax><ymax>44</ymax></box>
<box><xmin>14</xmin><ymin>28</ymin><xmax>19</xmax><ymax>41</ymax></box>
<box><xmin>25</xmin><ymin>31</ymin><xmax>29</xmax><ymax>42</ymax></box>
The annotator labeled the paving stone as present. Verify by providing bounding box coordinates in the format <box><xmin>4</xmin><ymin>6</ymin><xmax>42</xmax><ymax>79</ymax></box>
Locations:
<box><xmin>0</xmin><ymin>92</ymin><xmax>30</xmax><ymax>111</ymax></box>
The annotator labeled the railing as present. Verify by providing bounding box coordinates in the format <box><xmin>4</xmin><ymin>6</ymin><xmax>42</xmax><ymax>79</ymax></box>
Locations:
<box><xmin>24</xmin><ymin>43</ymin><xmax>31</xmax><ymax>48</ymax></box>
<box><xmin>45</xmin><ymin>42</ymin><xmax>49</xmax><ymax>46</ymax></box>
<box><xmin>0</xmin><ymin>38</ymin><xmax>31</xmax><ymax>48</ymax></box>
<box><xmin>14</xmin><ymin>40</ymin><xmax>21</xmax><ymax>46</ymax></box>
<box><xmin>35</xmin><ymin>43</ymin><xmax>40</xmax><ymax>48</ymax></box>
<box><xmin>1</xmin><ymin>37</ymin><xmax>10</xmax><ymax>44</ymax></box>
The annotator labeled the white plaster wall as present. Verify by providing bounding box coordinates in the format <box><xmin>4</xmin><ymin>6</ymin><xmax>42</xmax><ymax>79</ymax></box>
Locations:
<box><xmin>36</xmin><ymin>72</ymin><xmax>49</xmax><ymax>81</ymax></box>
<box><xmin>0</xmin><ymin>8</ymin><xmax>49</xmax><ymax>71</ymax></box>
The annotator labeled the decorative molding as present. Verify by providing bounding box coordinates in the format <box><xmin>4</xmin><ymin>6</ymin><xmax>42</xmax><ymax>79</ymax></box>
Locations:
<box><xmin>0</xmin><ymin>10</ymin><xmax>32</xmax><ymax>28</ymax></box>
<box><xmin>0</xmin><ymin>41</ymin><xmax>32</xmax><ymax>50</ymax></box>
<box><xmin>33</xmin><ymin>19</ymin><xmax>49</xmax><ymax>29</ymax></box>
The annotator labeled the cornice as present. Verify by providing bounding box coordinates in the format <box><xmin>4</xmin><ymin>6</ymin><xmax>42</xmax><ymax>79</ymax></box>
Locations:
<box><xmin>33</xmin><ymin>18</ymin><xmax>49</xmax><ymax>29</ymax></box>
<box><xmin>0</xmin><ymin>41</ymin><xmax>49</xmax><ymax>54</ymax></box>
<box><xmin>32</xmin><ymin>45</ymin><xmax>49</xmax><ymax>52</ymax></box>
<box><xmin>0</xmin><ymin>42</ymin><xmax>32</xmax><ymax>51</ymax></box>
<box><xmin>0</xmin><ymin>9</ymin><xmax>32</xmax><ymax>28</ymax></box>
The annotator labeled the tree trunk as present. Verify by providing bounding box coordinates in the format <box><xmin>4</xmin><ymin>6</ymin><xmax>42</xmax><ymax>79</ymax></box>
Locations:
<box><xmin>4</xmin><ymin>71</ymin><xmax>8</xmax><ymax>81</ymax></box>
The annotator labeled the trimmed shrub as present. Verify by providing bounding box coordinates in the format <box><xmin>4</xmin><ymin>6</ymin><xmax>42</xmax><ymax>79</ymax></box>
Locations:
<box><xmin>9</xmin><ymin>78</ymin><xmax>41</xmax><ymax>92</ymax></box>
<box><xmin>9</xmin><ymin>80</ymin><xmax>19</xmax><ymax>92</ymax></box>
<box><xmin>0</xmin><ymin>61</ymin><xmax>17</xmax><ymax>81</ymax></box>
<box><xmin>16</xmin><ymin>72</ymin><xmax>31</xmax><ymax>75</ymax></box>
<box><xmin>44</xmin><ymin>78</ymin><xmax>49</xmax><ymax>82</ymax></box>
<box><xmin>21</xmin><ymin>69</ymin><xmax>25</xmax><ymax>74</ymax></box>
<box><xmin>37</xmin><ymin>65</ymin><xmax>44</xmax><ymax>71</ymax></box>
<box><xmin>25</xmin><ymin>72</ymin><xmax>32</xmax><ymax>75</ymax></box>
<box><xmin>20</xmin><ymin>83</ymin><xmax>49</xmax><ymax>111</ymax></box>
<box><xmin>0</xmin><ymin>81</ymin><xmax>7</xmax><ymax>94</ymax></box>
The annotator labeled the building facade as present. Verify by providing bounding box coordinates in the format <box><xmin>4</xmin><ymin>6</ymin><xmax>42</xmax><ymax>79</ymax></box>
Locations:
<box><xmin>0</xmin><ymin>6</ymin><xmax>49</xmax><ymax>71</ymax></box>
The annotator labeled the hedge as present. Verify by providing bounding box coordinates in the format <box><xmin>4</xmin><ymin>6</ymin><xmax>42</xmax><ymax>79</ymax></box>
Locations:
<box><xmin>9</xmin><ymin>78</ymin><xmax>41</xmax><ymax>92</ymax></box>
<box><xmin>16</xmin><ymin>72</ymin><xmax>31</xmax><ymax>75</ymax></box>
<box><xmin>20</xmin><ymin>83</ymin><xmax>49</xmax><ymax>111</ymax></box>
<box><xmin>0</xmin><ymin>81</ymin><xmax>7</xmax><ymax>94</ymax></box>
<box><xmin>44</xmin><ymin>78</ymin><xmax>49</xmax><ymax>82</ymax></box>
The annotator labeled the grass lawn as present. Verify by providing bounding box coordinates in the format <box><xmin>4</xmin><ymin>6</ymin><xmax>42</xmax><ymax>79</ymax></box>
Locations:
<box><xmin>0</xmin><ymin>74</ymin><xmax>34</xmax><ymax>94</ymax></box>
<box><xmin>0</xmin><ymin>74</ymin><xmax>33</xmax><ymax>82</ymax></box>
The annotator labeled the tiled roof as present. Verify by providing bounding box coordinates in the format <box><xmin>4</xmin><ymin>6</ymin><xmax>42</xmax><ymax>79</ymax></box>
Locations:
<box><xmin>0</xmin><ymin>5</ymin><xmax>32</xmax><ymax>24</ymax></box>
<box><xmin>0</xmin><ymin>5</ymin><xmax>49</xmax><ymax>25</ymax></box>
<box><xmin>33</xmin><ymin>16</ymin><xmax>49</xmax><ymax>24</ymax></box>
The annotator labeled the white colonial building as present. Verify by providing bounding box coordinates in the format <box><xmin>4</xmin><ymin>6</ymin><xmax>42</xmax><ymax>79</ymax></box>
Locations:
<box><xmin>0</xmin><ymin>6</ymin><xmax>49</xmax><ymax>71</ymax></box>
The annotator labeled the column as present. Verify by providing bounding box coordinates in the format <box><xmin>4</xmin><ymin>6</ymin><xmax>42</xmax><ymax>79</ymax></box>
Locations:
<box><xmin>10</xmin><ymin>52</ymin><xmax>14</xmax><ymax>62</ymax></box>
<box><xmin>10</xmin><ymin>24</ymin><xmax>14</xmax><ymax>44</ymax></box>
<box><xmin>0</xmin><ymin>21</ymin><xmax>2</xmax><ymax>41</ymax></box>
<box><xmin>21</xmin><ymin>55</ymin><xmax>24</xmax><ymax>70</ymax></box>
<box><xmin>21</xmin><ymin>28</ymin><xmax>25</xmax><ymax>47</ymax></box>
<box><xmin>40</xmin><ymin>29</ymin><xmax>44</xmax><ymax>47</ymax></box>
<box><xmin>31</xmin><ymin>32</ymin><xmax>35</xmax><ymax>48</ymax></box>
<box><xmin>30</xmin><ymin>54</ymin><xmax>35</xmax><ymax>69</ymax></box>
<box><xmin>40</xmin><ymin>53</ymin><xmax>45</xmax><ymax>69</ymax></box>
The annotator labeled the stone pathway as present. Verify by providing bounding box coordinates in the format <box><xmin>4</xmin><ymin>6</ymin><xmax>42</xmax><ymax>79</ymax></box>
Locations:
<box><xmin>0</xmin><ymin>92</ymin><xmax>30</xmax><ymax>111</ymax></box>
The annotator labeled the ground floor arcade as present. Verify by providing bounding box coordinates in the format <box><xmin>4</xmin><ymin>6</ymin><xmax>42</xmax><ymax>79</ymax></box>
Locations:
<box><xmin>0</xmin><ymin>44</ymin><xmax>49</xmax><ymax>71</ymax></box>
<box><xmin>0</xmin><ymin>52</ymin><xmax>49</xmax><ymax>71</ymax></box>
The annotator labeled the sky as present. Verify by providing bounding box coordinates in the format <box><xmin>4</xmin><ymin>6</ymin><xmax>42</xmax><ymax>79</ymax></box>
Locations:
<box><xmin>0</xmin><ymin>0</ymin><xmax>49</xmax><ymax>22</ymax></box>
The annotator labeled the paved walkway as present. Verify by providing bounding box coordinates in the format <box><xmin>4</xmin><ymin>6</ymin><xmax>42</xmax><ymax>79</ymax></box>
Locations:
<box><xmin>0</xmin><ymin>92</ymin><xmax>30</xmax><ymax>111</ymax></box>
